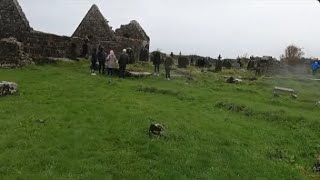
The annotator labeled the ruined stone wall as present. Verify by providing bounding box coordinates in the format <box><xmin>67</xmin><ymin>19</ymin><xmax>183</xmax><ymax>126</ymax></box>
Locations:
<box><xmin>13</xmin><ymin>31</ymin><xmax>88</xmax><ymax>59</ymax></box>
<box><xmin>115</xmin><ymin>20</ymin><xmax>150</xmax><ymax>42</ymax></box>
<box><xmin>102</xmin><ymin>37</ymin><xmax>147</xmax><ymax>61</ymax></box>
<box><xmin>0</xmin><ymin>0</ymin><xmax>32</xmax><ymax>40</ymax></box>
<box><xmin>0</xmin><ymin>37</ymin><xmax>32</xmax><ymax>68</ymax></box>
<box><xmin>0</xmin><ymin>0</ymin><xmax>150</xmax><ymax>64</ymax></box>
<box><xmin>72</xmin><ymin>5</ymin><xmax>116</xmax><ymax>42</ymax></box>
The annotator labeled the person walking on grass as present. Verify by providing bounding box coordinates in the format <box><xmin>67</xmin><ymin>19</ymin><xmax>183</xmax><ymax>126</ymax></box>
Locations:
<box><xmin>164</xmin><ymin>54</ymin><xmax>174</xmax><ymax>80</ymax></box>
<box><xmin>90</xmin><ymin>48</ymin><xmax>98</xmax><ymax>75</ymax></box>
<box><xmin>118</xmin><ymin>49</ymin><xmax>129</xmax><ymax>78</ymax></box>
<box><xmin>98</xmin><ymin>47</ymin><xmax>106</xmax><ymax>74</ymax></box>
<box><xmin>153</xmin><ymin>51</ymin><xmax>161</xmax><ymax>76</ymax></box>
<box><xmin>312</xmin><ymin>61</ymin><xmax>320</xmax><ymax>76</ymax></box>
<box><xmin>106</xmin><ymin>50</ymin><xmax>117</xmax><ymax>76</ymax></box>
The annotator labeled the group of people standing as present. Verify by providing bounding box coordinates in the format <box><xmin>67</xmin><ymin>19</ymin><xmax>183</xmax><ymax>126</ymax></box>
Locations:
<box><xmin>90</xmin><ymin>48</ymin><xmax>174</xmax><ymax>80</ymax></box>
<box><xmin>90</xmin><ymin>48</ymin><xmax>129</xmax><ymax>78</ymax></box>
<box><xmin>152</xmin><ymin>51</ymin><xmax>174</xmax><ymax>80</ymax></box>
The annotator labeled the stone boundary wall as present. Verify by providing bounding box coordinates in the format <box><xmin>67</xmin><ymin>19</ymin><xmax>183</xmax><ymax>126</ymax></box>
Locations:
<box><xmin>21</xmin><ymin>31</ymin><xmax>73</xmax><ymax>58</ymax></box>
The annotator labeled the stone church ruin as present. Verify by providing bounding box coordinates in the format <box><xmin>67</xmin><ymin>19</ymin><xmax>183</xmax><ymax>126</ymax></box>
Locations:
<box><xmin>0</xmin><ymin>0</ymin><xmax>150</xmax><ymax>67</ymax></box>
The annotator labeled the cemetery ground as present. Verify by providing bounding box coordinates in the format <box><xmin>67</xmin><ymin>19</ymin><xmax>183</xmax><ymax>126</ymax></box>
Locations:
<box><xmin>0</xmin><ymin>60</ymin><xmax>319</xmax><ymax>179</ymax></box>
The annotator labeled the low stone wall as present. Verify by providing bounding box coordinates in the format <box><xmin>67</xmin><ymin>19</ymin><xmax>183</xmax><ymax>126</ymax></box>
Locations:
<box><xmin>0</xmin><ymin>37</ymin><xmax>32</xmax><ymax>68</ymax></box>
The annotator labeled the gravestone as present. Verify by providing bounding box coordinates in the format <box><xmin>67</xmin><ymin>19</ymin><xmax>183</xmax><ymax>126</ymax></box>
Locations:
<box><xmin>215</xmin><ymin>54</ymin><xmax>223</xmax><ymax>72</ymax></box>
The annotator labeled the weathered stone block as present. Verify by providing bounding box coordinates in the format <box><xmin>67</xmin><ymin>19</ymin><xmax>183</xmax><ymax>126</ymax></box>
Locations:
<box><xmin>0</xmin><ymin>81</ymin><xmax>18</xmax><ymax>96</ymax></box>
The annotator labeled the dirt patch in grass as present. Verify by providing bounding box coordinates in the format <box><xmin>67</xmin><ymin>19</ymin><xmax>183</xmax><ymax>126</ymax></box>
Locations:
<box><xmin>215</xmin><ymin>101</ymin><xmax>306</xmax><ymax>128</ymax></box>
<box><xmin>136</xmin><ymin>85</ymin><xmax>194</xmax><ymax>101</ymax></box>
<box><xmin>215</xmin><ymin>101</ymin><xmax>254</xmax><ymax>116</ymax></box>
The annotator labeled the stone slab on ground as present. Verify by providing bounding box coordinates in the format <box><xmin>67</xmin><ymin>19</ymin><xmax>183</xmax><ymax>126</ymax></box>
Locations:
<box><xmin>0</xmin><ymin>81</ymin><xmax>18</xmax><ymax>96</ymax></box>
<box><xmin>274</xmin><ymin>86</ymin><xmax>295</xmax><ymax>93</ymax></box>
<box><xmin>128</xmin><ymin>71</ymin><xmax>152</xmax><ymax>78</ymax></box>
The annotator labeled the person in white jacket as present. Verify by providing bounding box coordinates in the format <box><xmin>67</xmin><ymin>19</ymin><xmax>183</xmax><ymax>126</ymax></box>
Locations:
<box><xmin>106</xmin><ymin>50</ymin><xmax>118</xmax><ymax>76</ymax></box>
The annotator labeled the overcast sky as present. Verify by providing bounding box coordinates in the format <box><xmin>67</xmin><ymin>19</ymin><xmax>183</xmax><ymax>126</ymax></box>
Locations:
<box><xmin>19</xmin><ymin>0</ymin><xmax>320</xmax><ymax>59</ymax></box>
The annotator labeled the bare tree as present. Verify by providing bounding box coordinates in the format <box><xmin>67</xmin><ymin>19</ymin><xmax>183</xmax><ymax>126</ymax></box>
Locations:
<box><xmin>280</xmin><ymin>44</ymin><xmax>304</xmax><ymax>65</ymax></box>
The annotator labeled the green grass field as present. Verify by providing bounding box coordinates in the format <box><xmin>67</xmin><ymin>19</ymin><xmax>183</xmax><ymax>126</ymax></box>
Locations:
<box><xmin>0</xmin><ymin>61</ymin><xmax>319</xmax><ymax>179</ymax></box>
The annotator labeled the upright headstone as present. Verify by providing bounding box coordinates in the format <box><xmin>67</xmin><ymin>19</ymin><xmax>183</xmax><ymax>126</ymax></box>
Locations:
<box><xmin>215</xmin><ymin>54</ymin><xmax>223</xmax><ymax>72</ymax></box>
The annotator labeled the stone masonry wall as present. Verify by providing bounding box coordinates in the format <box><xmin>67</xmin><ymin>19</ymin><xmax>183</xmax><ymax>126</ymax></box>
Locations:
<box><xmin>115</xmin><ymin>20</ymin><xmax>150</xmax><ymax>42</ymax></box>
<box><xmin>95</xmin><ymin>37</ymin><xmax>147</xmax><ymax>62</ymax></box>
<box><xmin>21</xmin><ymin>31</ymin><xmax>74</xmax><ymax>58</ymax></box>
<box><xmin>72</xmin><ymin>5</ymin><xmax>116</xmax><ymax>42</ymax></box>
<box><xmin>0</xmin><ymin>37</ymin><xmax>32</xmax><ymax>68</ymax></box>
<box><xmin>0</xmin><ymin>0</ymin><xmax>32</xmax><ymax>39</ymax></box>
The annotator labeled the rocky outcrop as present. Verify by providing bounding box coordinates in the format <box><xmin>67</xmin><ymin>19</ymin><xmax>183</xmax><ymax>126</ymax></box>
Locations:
<box><xmin>0</xmin><ymin>37</ymin><xmax>32</xmax><ymax>68</ymax></box>
<box><xmin>0</xmin><ymin>81</ymin><xmax>18</xmax><ymax>96</ymax></box>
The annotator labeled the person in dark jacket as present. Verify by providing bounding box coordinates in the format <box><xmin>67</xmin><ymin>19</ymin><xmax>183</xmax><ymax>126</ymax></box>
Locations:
<box><xmin>90</xmin><ymin>48</ymin><xmax>98</xmax><ymax>75</ymax></box>
<box><xmin>118</xmin><ymin>49</ymin><xmax>129</xmax><ymax>78</ymax></box>
<box><xmin>237</xmin><ymin>57</ymin><xmax>243</xmax><ymax>68</ymax></box>
<box><xmin>164</xmin><ymin>55</ymin><xmax>174</xmax><ymax>80</ymax></box>
<box><xmin>98</xmin><ymin>47</ymin><xmax>106</xmax><ymax>74</ymax></box>
<box><xmin>153</xmin><ymin>51</ymin><xmax>161</xmax><ymax>75</ymax></box>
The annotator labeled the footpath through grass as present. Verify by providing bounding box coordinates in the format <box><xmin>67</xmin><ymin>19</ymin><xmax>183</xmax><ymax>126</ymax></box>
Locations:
<box><xmin>0</xmin><ymin>61</ymin><xmax>319</xmax><ymax>179</ymax></box>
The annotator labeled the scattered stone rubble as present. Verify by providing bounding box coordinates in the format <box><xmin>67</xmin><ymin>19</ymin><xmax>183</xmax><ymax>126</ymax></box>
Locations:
<box><xmin>0</xmin><ymin>81</ymin><xmax>18</xmax><ymax>96</ymax></box>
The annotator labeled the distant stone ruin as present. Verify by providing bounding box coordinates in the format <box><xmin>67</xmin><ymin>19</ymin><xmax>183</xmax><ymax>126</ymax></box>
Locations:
<box><xmin>0</xmin><ymin>0</ymin><xmax>150</xmax><ymax>67</ymax></box>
